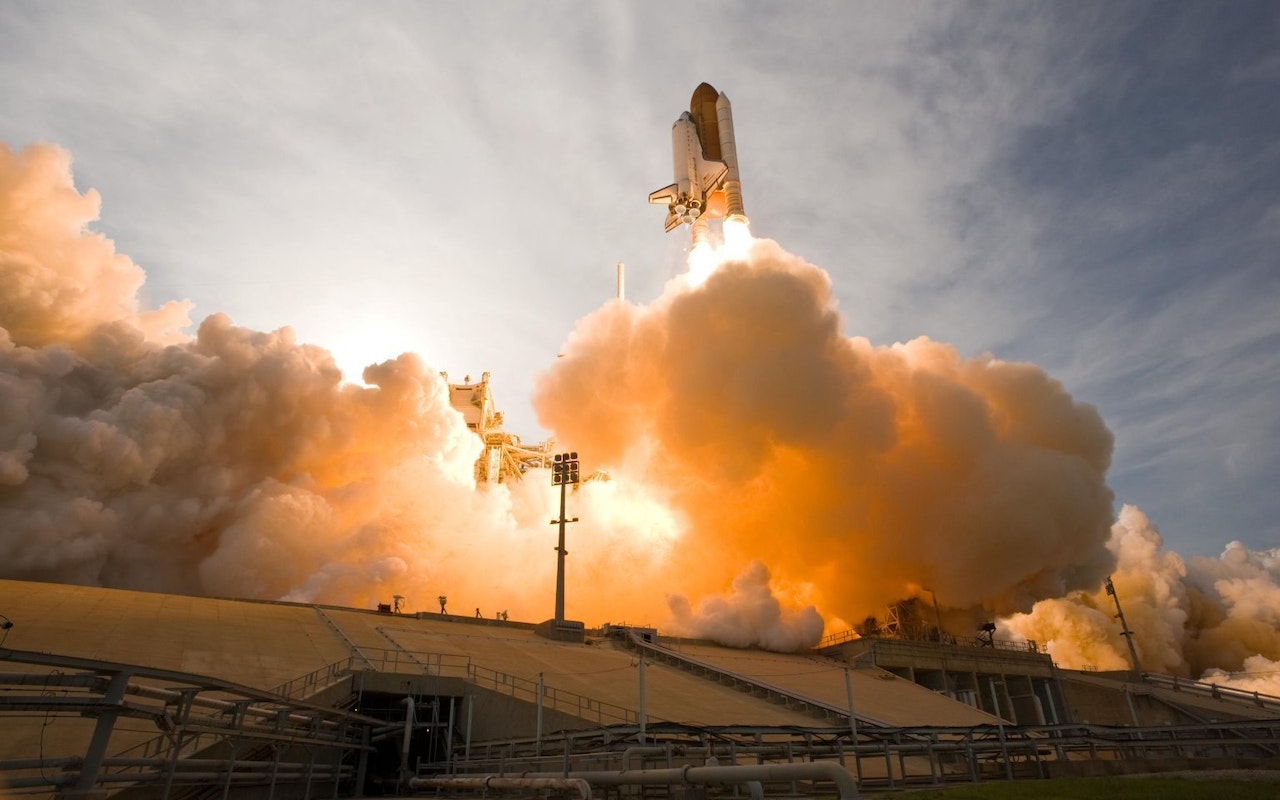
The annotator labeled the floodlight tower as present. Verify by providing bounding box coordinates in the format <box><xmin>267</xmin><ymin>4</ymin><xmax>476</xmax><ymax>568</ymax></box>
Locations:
<box><xmin>550</xmin><ymin>452</ymin><xmax>580</xmax><ymax>622</ymax></box>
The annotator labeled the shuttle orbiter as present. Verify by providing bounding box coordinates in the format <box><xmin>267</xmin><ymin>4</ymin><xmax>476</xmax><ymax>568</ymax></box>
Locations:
<box><xmin>649</xmin><ymin>82</ymin><xmax>748</xmax><ymax>246</ymax></box>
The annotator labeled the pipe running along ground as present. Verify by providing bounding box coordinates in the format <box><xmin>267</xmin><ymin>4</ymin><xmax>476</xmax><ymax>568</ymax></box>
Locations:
<box><xmin>455</xmin><ymin>762</ymin><xmax>857</xmax><ymax>800</ymax></box>
<box><xmin>409</xmin><ymin>776</ymin><xmax>592</xmax><ymax>800</ymax></box>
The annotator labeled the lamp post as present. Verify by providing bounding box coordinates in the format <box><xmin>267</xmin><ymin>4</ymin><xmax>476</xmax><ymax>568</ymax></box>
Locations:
<box><xmin>550</xmin><ymin>452</ymin><xmax>580</xmax><ymax>623</ymax></box>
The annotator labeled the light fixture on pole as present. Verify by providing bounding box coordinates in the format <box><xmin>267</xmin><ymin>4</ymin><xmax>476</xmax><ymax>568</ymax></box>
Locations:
<box><xmin>549</xmin><ymin>452</ymin><xmax>580</xmax><ymax>623</ymax></box>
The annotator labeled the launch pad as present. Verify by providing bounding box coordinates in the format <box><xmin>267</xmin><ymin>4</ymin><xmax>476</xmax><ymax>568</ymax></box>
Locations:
<box><xmin>2</xmin><ymin>579</ymin><xmax>1278</xmax><ymax>800</ymax></box>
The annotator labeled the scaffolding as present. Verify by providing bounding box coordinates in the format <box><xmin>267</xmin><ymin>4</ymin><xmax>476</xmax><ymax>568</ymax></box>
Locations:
<box><xmin>445</xmin><ymin>372</ymin><xmax>553</xmax><ymax>483</ymax></box>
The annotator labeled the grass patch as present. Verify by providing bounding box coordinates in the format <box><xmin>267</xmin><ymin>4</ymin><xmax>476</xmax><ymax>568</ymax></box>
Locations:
<box><xmin>864</xmin><ymin>775</ymin><xmax>1280</xmax><ymax>799</ymax></box>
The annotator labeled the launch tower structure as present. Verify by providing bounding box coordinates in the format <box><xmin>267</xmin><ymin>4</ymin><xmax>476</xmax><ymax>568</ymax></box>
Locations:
<box><xmin>446</xmin><ymin>372</ymin><xmax>552</xmax><ymax>483</ymax></box>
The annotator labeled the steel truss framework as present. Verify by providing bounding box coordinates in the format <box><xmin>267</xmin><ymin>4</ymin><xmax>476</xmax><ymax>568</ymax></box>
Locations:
<box><xmin>0</xmin><ymin>648</ymin><xmax>396</xmax><ymax>798</ymax></box>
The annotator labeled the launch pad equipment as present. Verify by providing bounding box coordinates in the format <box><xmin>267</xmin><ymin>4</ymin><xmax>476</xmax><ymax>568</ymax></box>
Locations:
<box><xmin>650</xmin><ymin>82</ymin><xmax>748</xmax><ymax>246</ymax></box>
<box><xmin>550</xmin><ymin>452</ymin><xmax>579</xmax><ymax>621</ymax></box>
<box><xmin>446</xmin><ymin>371</ymin><xmax>553</xmax><ymax>483</ymax></box>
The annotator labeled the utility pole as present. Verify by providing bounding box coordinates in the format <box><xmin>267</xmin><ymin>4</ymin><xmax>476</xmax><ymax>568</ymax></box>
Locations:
<box><xmin>637</xmin><ymin>656</ymin><xmax>648</xmax><ymax>744</ymax></box>
<box><xmin>1105</xmin><ymin>576</ymin><xmax>1144</xmax><ymax>675</ymax></box>
<box><xmin>550</xmin><ymin>452</ymin><xmax>580</xmax><ymax>623</ymax></box>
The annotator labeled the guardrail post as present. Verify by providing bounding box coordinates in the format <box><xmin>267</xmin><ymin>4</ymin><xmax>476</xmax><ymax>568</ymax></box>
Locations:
<box><xmin>303</xmin><ymin>747</ymin><xmax>316</xmax><ymax>800</ymax></box>
<box><xmin>465</xmin><ymin>692</ymin><xmax>474</xmax><ymax>763</ymax></box>
<box><xmin>882</xmin><ymin>740</ymin><xmax>893</xmax><ymax>788</ymax></box>
<box><xmin>638</xmin><ymin>658</ymin><xmax>648</xmax><ymax>744</ymax></box>
<box><xmin>446</xmin><ymin>696</ymin><xmax>457</xmax><ymax>765</ymax></box>
<box><xmin>842</xmin><ymin>666</ymin><xmax>861</xmax><ymax>785</ymax></box>
<box><xmin>536</xmin><ymin>673</ymin><xmax>545</xmax><ymax>756</ymax></box>
<box><xmin>65</xmin><ymin>669</ymin><xmax>130</xmax><ymax>796</ymax></box>
<box><xmin>220</xmin><ymin>742</ymin><xmax>237</xmax><ymax>800</ymax></box>
<box><xmin>269</xmin><ymin>743</ymin><xmax>283</xmax><ymax>800</ymax></box>
<box><xmin>988</xmin><ymin>680</ymin><xmax>1012</xmax><ymax>780</ymax></box>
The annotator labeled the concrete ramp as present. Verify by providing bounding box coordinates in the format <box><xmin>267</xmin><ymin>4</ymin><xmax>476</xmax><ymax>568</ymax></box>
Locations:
<box><xmin>0</xmin><ymin>579</ymin><xmax>351</xmax><ymax>688</ymax></box>
<box><xmin>321</xmin><ymin>608</ymin><xmax>826</xmax><ymax>728</ymax></box>
<box><xmin>644</xmin><ymin>640</ymin><xmax>1003</xmax><ymax>728</ymax></box>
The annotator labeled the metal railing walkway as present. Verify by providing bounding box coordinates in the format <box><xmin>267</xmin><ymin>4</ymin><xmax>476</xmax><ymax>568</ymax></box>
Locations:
<box><xmin>310</xmin><ymin>609</ymin><xmax>639</xmax><ymax>727</ymax></box>
<box><xmin>0</xmin><ymin>647</ymin><xmax>390</xmax><ymax>797</ymax></box>
<box><xmin>620</xmin><ymin>628</ymin><xmax>896</xmax><ymax>728</ymax></box>
<box><xmin>455</xmin><ymin>717</ymin><xmax>1280</xmax><ymax>792</ymax></box>
<box><xmin>1142</xmin><ymin>671</ymin><xmax>1280</xmax><ymax>713</ymax></box>
<box><xmin>372</xmin><ymin>627</ymin><xmax>640</xmax><ymax>727</ymax></box>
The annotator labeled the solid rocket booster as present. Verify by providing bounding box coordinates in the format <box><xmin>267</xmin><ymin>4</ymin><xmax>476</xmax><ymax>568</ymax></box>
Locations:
<box><xmin>715</xmin><ymin>92</ymin><xmax>746</xmax><ymax>224</ymax></box>
<box><xmin>649</xmin><ymin>83</ymin><xmax>748</xmax><ymax>244</ymax></box>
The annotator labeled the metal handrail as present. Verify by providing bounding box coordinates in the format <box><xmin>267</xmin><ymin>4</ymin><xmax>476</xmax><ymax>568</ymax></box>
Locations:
<box><xmin>268</xmin><ymin>653</ymin><xmax>362</xmax><ymax>700</ymax></box>
<box><xmin>1141</xmin><ymin>672</ymin><xmax>1280</xmax><ymax>711</ymax></box>
<box><xmin>457</xmin><ymin>717</ymin><xmax>1280</xmax><ymax>791</ymax></box>
<box><xmin>624</xmin><ymin>630</ymin><xmax>896</xmax><ymax>728</ymax></box>
<box><xmin>815</xmin><ymin>629</ymin><xmax>1038</xmax><ymax>653</ymax></box>
<box><xmin>815</xmin><ymin>629</ymin><xmax>861</xmax><ymax>648</ymax></box>
<box><xmin>369</xmin><ymin>626</ymin><xmax>639</xmax><ymax>727</ymax></box>
<box><xmin>466</xmin><ymin>664</ymin><xmax>638</xmax><ymax>726</ymax></box>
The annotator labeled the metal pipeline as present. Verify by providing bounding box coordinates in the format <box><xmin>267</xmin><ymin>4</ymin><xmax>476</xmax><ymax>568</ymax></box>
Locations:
<box><xmin>486</xmin><ymin>762</ymin><xmax>857</xmax><ymax>799</ymax></box>
<box><xmin>409</xmin><ymin>776</ymin><xmax>592</xmax><ymax>800</ymax></box>
<box><xmin>4</xmin><ymin>769</ymin><xmax>347</xmax><ymax>789</ymax></box>
<box><xmin>400</xmin><ymin>695</ymin><xmax>415</xmax><ymax>781</ymax></box>
<box><xmin>124</xmin><ymin>681</ymin><xmax>341</xmax><ymax>729</ymax></box>
<box><xmin>620</xmin><ymin>744</ymin><xmax>669</xmax><ymax>771</ymax></box>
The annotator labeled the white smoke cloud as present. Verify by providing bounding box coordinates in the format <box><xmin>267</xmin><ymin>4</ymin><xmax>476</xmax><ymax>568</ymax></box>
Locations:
<box><xmin>667</xmin><ymin>561</ymin><xmax>824</xmax><ymax>652</ymax></box>
<box><xmin>1004</xmin><ymin>505</ymin><xmax>1280</xmax><ymax>694</ymax></box>
<box><xmin>535</xmin><ymin>234</ymin><xmax>1117</xmax><ymax>628</ymax></box>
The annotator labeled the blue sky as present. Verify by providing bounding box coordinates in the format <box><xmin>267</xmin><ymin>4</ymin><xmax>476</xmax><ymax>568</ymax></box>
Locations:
<box><xmin>1</xmin><ymin>2</ymin><xmax>1276</xmax><ymax>559</ymax></box>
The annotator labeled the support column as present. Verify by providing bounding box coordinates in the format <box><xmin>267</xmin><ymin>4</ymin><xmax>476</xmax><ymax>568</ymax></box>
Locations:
<box><xmin>65</xmin><ymin>670</ymin><xmax>131</xmax><ymax>797</ymax></box>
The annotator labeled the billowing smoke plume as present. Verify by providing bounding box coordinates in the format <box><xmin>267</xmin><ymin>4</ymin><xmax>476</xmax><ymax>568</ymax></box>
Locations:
<box><xmin>0</xmin><ymin>144</ymin><xmax>191</xmax><ymax>347</ymax></box>
<box><xmin>4</xmin><ymin>142</ymin><xmax>1277</xmax><ymax>690</ymax></box>
<box><xmin>0</xmin><ymin>143</ymin><xmax>676</xmax><ymax>621</ymax></box>
<box><xmin>534</xmin><ymin>234</ymin><xmax>1117</xmax><ymax>636</ymax></box>
<box><xmin>668</xmin><ymin>560</ymin><xmax>824</xmax><ymax>651</ymax></box>
<box><xmin>1004</xmin><ymin>505</ymin><xmax>1280</xmax><ymax>694</ymax></box>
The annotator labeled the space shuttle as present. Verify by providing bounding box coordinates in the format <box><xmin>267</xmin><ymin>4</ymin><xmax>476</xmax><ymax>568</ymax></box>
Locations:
<box><xmin>649</xmin><ymin>83</ymin><xmax>748</xmax><ymax>245</ymax></box>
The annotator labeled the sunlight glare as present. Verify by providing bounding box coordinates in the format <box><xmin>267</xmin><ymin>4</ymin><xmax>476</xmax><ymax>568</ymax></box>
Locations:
<box><xmin>327</xmin><ymin>318</ymin><xmax>419</xmax><ymax>385</ymax></box>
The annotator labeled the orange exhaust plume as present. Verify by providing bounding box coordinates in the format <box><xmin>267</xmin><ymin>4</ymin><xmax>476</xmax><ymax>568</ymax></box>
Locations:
<box><xmin>3</xmin><ymin>142</ymin><xmax>1277</xmax><ymax>688</ymax></box>
<box><xmin>534</xmin><ymin>233</ymin><xmax>1117</xmax><ymax>638</ymax></box>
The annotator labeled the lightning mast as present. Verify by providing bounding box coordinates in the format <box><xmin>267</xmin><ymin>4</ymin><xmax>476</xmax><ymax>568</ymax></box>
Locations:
<box><xmin>1106</xmin><ymin>576</ymin><xmax>1144</xmax><ymax>674</ymax></box>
